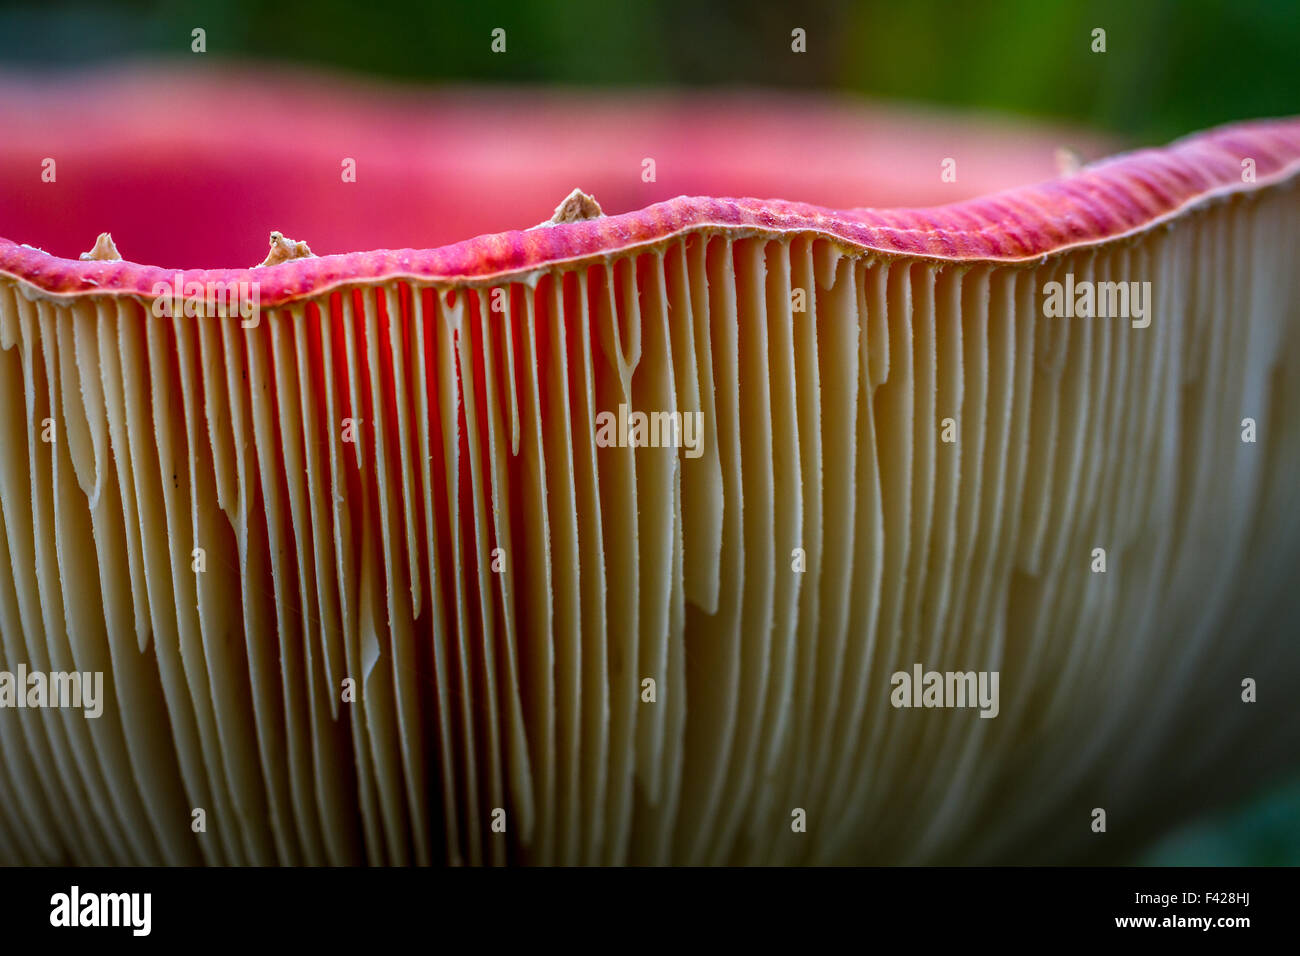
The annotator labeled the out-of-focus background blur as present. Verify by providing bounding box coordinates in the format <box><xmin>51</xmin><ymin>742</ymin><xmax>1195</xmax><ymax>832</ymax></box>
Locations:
<box><xmin>2</xmin><ymin>0</ymin><xmax>1297</xmax><ymax>142</ymax></box>
<box><xmin>0</xmin><ymin>0</ymin><xmax>1296</xmax><ymax>864</ymax></box>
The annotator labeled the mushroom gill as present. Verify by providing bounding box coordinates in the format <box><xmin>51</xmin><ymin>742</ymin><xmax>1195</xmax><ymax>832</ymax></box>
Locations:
<box><xmin>0</xmin><ymin>82</ymin><xmax>1298</xmax><ymax>866</ymax></box>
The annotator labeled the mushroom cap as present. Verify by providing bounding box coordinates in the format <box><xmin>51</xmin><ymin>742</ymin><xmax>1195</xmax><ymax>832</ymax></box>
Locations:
<box><xmin>1</xmin><ymin>67</ymin><xmax>1298</xmax><ymax>867</ymax></box>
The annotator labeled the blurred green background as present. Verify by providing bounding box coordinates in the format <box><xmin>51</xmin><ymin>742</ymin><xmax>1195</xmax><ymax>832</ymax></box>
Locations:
<box><xmin>0</xmin><ymin>0</ymin><xmax>1295</xmax><ymax>865</ymax></box>
<box><xmin>1</xmin><ymin>0</ymin><xmax>1298</xmax><ymax>143</ymax></box>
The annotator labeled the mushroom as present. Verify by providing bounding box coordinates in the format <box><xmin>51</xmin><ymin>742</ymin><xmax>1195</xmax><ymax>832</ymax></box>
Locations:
<box><xmin>0</xmin><ymin>66</ymin><xmax>1297</xmax><ymax>866</ymax></box>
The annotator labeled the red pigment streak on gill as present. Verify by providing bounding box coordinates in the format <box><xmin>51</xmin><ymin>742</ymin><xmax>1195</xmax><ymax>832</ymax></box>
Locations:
<box><xmin>1</xmin><ymin>115</ymin><xmax>1298</xmax><ymax>309</ymax></box>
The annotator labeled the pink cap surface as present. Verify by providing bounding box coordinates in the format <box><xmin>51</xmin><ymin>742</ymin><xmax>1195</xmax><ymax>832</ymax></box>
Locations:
<box><xmin>0</xmin><ymin>65</ymin><xmax>1297</xmax><ymax>307</ymax></box>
